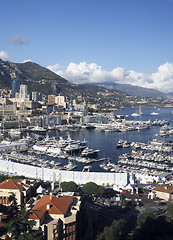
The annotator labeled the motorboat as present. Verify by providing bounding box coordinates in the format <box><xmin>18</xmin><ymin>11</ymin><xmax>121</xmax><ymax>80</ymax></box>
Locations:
<box><xmin>28</xmin><ymin>126</ymin><xmax>47</xmax><ymax>134</ymax></box>
<box><xmin>151</xmin><ymin>112</ymin><xmax>159</xmax><ymax>115</ymax></box>
<box><xmin>81</xmin><ymin>147</ymin><xmax>99</xmax><ymax>157</ymax></box>
<box><xmin>63</xmin><ymin>161</ymin><xmax>77</xmax><ymax>171</ymax></box>
<box><xmin>82</xmin><ymin>165</ymin><xmax>92</xmax><ymax>172</ymax></box>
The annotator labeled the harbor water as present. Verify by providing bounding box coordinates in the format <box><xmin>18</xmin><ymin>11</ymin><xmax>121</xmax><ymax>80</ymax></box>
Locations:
<box><xmin>44</xmin><ymin>107</ymin><xmax>173</xmax><ymax>172</ymax></box>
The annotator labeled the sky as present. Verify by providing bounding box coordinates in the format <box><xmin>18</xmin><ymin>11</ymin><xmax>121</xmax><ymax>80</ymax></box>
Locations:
<box><xmin>1</xmin><ymin>0</ymin><xmax>173</xmax><ymax>93</ymax></box>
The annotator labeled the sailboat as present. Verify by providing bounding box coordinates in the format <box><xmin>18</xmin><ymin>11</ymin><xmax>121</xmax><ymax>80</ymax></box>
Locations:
<box><xmin>131</xmin><ymin>105</ymin><xmax>143</xmax><ymax>117</ymax></box>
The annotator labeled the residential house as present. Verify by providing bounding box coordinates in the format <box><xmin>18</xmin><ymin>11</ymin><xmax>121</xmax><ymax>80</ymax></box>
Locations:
<box><xmin>29</xmin><ymin>194</ymin><xmax>81</xmax><ymax>240</ymax></box>
<box><xmin>153</xmin><ymin>183</ymin><xmax>173</xmax><ymax>201</ymax></box>
<box><xmin>0</xmin><ymin>179</ymin><xmax>40</xmax><ymax>205</ymax></box>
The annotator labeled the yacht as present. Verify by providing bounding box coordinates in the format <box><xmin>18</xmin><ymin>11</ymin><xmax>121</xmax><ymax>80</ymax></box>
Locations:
<box><xmin>28</xmin><ymin>126</ymin><xmax>47</xmax><ymax>134</ymax></box>
<box><xmin>151</xmin><ymin>112</ymin><xmax>159</xmax><ymax>115</ymax></box>
<box><xmin>63</xmin><ymin>161</ymin><xmax>77</xmax><ymax>171</ymax></box>
<box><xmin>82</xmin><ymin>165</ymin><xmax>92</xmax><ymax>172</ymax></box>
<box><xmin>131</xmin><ymin>112</ymin><xmax>140</xmax><ymax>117</ymax></box>
<box><xmin>81</xmin><ymin>147</ymin><xmax>100</xmax><ymax>157</ymax></box>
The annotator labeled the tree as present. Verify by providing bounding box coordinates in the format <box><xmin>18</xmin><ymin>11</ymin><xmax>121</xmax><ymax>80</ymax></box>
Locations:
<box><xmin>167</xmin><ymin>203</ymin><xmax>173</xmax><ymax>218</ymax></box>
<box><xmin>96</xmin><ymin>219</ymin><xmax>128</xmax><ymax>240</ymax></box>
<box><xmin>0</xmin><ymin>194</ymin><xmax>44</xmax><ymax>240</ymax></box>
<box><xmin>136</xmin><ymin>211</ymin><xmax>157</xmax><ymax>228</ymax></box>
<box><xmin>98</xmin><ymin>185</ymin><xmax>105</xmax><ymax>195</ymax></box>
<box><xmin>60</xmin><ymin>181</ymin><xmax>77</xmax><ymax>192</ymax></box>
<box><xmin>133</xmin><ymin>211</ymin><xmax>173</xmax><ymax>240</ymax></box>
<box><xmin>82</xmin><ymin>182</ymin><xmax>105</xmax><ymax>196</ymax></box>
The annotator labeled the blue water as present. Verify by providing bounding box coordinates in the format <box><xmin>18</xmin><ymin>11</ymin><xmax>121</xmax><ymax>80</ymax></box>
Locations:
<box><xmin>49</xmin><ymin>107</ymin><xmax>173</xmax><ymax>172</ymax></box>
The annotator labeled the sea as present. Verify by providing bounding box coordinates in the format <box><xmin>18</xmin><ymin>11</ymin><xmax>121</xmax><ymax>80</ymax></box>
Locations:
<box><xmin>41</xmin><ymin>106</ymin><xmax>173</xmax><ymax>172</ymax></box>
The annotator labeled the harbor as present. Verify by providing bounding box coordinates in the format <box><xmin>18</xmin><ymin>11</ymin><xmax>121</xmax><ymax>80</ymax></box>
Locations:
<box><xmin>0</xmin><ymin>107</ymin><xmax>172</xmax><ymax>186</ymax></box>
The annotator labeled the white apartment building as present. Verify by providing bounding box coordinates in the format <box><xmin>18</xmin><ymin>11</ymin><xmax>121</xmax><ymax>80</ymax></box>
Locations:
<box><xmin>55</xmin><ymin>95</ymin><xmax>67</xmax><ymax>108</ymax></box>
<box><xmin>20</xmin><ymin>85</ymin><xmax>28</xmax><ymax>98</ymax></box>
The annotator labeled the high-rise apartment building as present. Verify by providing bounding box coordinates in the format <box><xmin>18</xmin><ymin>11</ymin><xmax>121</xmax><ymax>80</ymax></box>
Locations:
<box><xmin>19</xmin><ymin>84</ymin><xmax>28</xmax><ymax>98</ymax></box>
<box><xmin>31</xmin><ymin>92</ymin><xmax>42</xmax><ymax>101</ymax></box>
<box><xmin>11</xmin><ymin>80</ymin><xmax>19</xmax><ymax>97</ymax></box>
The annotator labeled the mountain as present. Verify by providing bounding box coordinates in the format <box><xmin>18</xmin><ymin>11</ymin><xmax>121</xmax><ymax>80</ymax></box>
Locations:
<box><xmin>91</xmin><ymin>82</ymin><xmax>167</xmax><ymax>98</ymax></box>
<box><xmin>0</xmin><ymin>59</ymin><xmax>81</xmax><ymax>96</ymax></box>
<box><xmin>0</xmin><ymin>59</ymin><xmax>129</xmax><ymax>100</ymax></box>
<box><xmin>0</xmin><ymin>59</ymin><xmax>171</xmax><ymax>109</ymax></box>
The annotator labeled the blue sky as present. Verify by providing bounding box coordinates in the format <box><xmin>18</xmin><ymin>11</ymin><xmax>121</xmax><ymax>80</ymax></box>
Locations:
<box><xmin>1</xmin><ymin>0</ymin><xmax>173</xmax><ymax>92</ymax></box>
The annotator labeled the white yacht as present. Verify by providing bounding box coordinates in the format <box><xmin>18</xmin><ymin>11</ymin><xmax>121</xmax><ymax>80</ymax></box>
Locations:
<box><xmin>81</xmin><ymin>147</ymin><xmax>99</xmax><ymax>157</ymax></box>
<box><xmin>151</xmin><ymin>112</ymin><xmax>159</xmax><ymax>115</ymax></box>
<box><xmin>82</xmin><ymin>165</ymin><xmax>92</xmax><ymax>172</ymax></box>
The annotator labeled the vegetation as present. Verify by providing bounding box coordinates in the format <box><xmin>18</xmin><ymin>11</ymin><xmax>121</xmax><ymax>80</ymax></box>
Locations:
<box><xmin>0</xmin><ymin>174</ymin><xmax>26</xmax><ymax>183</ymax></box>
<box><xmin>82</xmin><ymin>182</ymin><xmax>105</xmax><ymax>196</ymax></box>
<box><xmin>133</xmin><ymin>213</ymin><xmax>173</xmax><ymax>240</ymax></box>
<box><xmin>96</xmin><ymin>219</ymin><xmax>128</xmax><ymax>240</ymax></box>
<box><xmin>167</xmin><ymin>202</ymin><xmax>173</xmax><ymax>218</ymax></box>
<box><xmin>0</xmin><ymin>194</ymin><xmax>44</xmax><ymax>240</ymax></box>
<box><xmin>60</xmin><ymin>181</ymin><xmax>78</xmax><ymax>192</ymax></box>
<box><xmin>95</xmin><ymin>204</ymin><xmax>173</xmax><ymax>240</ymax></box>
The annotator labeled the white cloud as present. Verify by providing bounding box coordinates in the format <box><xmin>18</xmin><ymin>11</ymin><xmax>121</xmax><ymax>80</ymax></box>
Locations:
<box><xmin>47</xmin><ymin>61</ymin><xmax>173</xmax><ymax>93</ymax></box>
<box><xmin>22</xmin><ymin>59</ymin><xmax>32</xmax><ymax>63</ymax></box>
<box><xmin>47</xmin><ymin>63</ymin><xmax>61</xmax><ymax>72</ymax></box>
<box><xmin>0</xmin><ymin>51</ymin><xmax>9</xmax><ymax>61</ymax></box>
<box><xmin>10</xmin><ymin>35</ymin><xmax>28</xmax><ymax>45</ymax></box>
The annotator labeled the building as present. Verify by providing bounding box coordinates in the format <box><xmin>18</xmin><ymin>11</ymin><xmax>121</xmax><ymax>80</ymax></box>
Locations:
<box><xmin>0</xmin><ymin>179</ymin><xmax>40</xmax><ymax>205</ymax></box>
<box><xmin>0</xmin><ymin>100</ymin><xmax>17</xmax><ymax>116</ymax></box>
<box><xmin>48</xmin><ymin>95</ymin><xmax>56</xmax><ymax>105</ymax></box>
<box><xmin>153</xmin><ymin>183</ymin><xmax>173</xmax><ymax>201</ymax></box>
<box><xmin>19</xmin><ymin>84</ymin><xmax>28</xmax><ymax>98</ymax></box>
<box><xmin>31</xmin><ymin>92</ymin><xmax>43</xmax><ymax>102</ymax></box>
<box><xmin>83</xmin><ymin>114</ymin><xmax>109</xmax><ymax>124</ymax></box>
<box><xmin>11</xmin><ymin>80</ymin><xmax>19</xmax><ymax>98</ymax></box>
<box><xmin>29</xmin><ymin>195</ymin><xmax>81</xmax><ymax>240</ymax></box>
<box><xmin>42</xmin><ymin>115</ymin><xmax>62</xmax><ymax>127</ymax></box>
<box><xmin>26</xmin><ymin>116</ymin><xmax>43</xmax><ymax>127</ymax></box>
<box><xmin>55</xmin><ymin>95</ymin><xmax>67</xmax><ymax>109</ymax></box>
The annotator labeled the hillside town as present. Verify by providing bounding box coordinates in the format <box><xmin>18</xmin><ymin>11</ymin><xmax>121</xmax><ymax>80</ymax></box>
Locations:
<box><xmin>0</xmin><ymin>80</ymin><xmax>173</xmax><ymax>131</ymax></box>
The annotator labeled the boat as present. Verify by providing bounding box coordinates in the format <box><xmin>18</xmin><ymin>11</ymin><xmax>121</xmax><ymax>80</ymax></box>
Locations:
<box><xmin>82</xmin><ymin>165</ymin><xmax>92</xmax><ymax>172</ymax></box>
<box><xmin>116</xmin><ymin>139</ymin><xmax>124</xmax><ymax>148</ymax></box>
<box><xmin>131</xmin><ymin>105</ymin><xmax>143</xmax><ymax>117</ymax></box>
<box><xmin>63</xmin><ymin>161</ymin><xmax>77</xmax><ymax>171</ymax></box>
<box><xmin>28</xmin><ymin>126</ymin><xmax>47</xmax><ymax>134</ymax></box>
<box><xmin>131</xmin><ymin>112</ymin><xmax>140</xmax><ymax>117</ymax></box>
<box><xmin>151</xmin><ymin>112</ymin><xmax>159</xmax><ymax>115</ymax></box>
<box><xmin>81</xmin><ymin>147</ymin><xmax>100</xmax><ymax>157</ymax></box>
<box><xmin>9</xmin><ymin>128</ymin><xmax>21</xmax><ymax>137</ymax></box>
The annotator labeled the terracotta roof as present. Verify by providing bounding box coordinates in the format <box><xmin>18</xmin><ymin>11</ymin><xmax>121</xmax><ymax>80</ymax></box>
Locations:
<box><xmin>32</xmin><ymin>195</ymin><xmax>73</xmax><ymax>215</ymax></box>
<box><xmin>29</xmin><ymin>210</ymin><xmax>46</xmax><ymax>220</ymax></box>
<box><xmin>154</xmin><ymin>184</ymin><xmax>173</xmax><ymax>193</ymax></box>
<box><xmin>0</xmin><ymin>214</ymin><xmax>7</xmax><ymax>227</ymax></box>
<box><xmin>0</xmin><ymin>179</ymin><xmax>29</xmax><ymax>190</ymax></box>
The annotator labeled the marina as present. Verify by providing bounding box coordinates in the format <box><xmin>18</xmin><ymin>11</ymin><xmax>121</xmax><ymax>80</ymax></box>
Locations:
<box><xmin>0</xmin><ymin>107</ymin><xmax>173</xmax><ymax>185</ymax></box>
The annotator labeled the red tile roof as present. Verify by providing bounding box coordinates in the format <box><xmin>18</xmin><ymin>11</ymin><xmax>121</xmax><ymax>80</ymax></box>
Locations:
<box><xmin>29</xmin><ymin>210</ymin><xmax>46</xmax><ymax>220</ymax></box>
<box><xmin>154</xmin><ymin>184</ymin><xmax>173</xmax><ymax>193</ymax></box>
<box><xmin>32</xmin><ymin>195</ymin><xmax>73</xmax><ymax>215</ymax></box>
<box><xmin>0</xmin><ymin>179</ymin><xmax>29</xmax><ymax>190</ymax></box>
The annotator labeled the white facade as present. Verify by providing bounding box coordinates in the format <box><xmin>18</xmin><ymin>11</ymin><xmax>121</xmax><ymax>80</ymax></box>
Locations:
<box><xmin>55</xmin><ymin>95</ymin><xmax>67</xmax><ymax>108</ymax></box>
<box><xmin>20</xmin><ymin>85</ymin><xmax>28</xmax><ymax>98</ymax></box>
